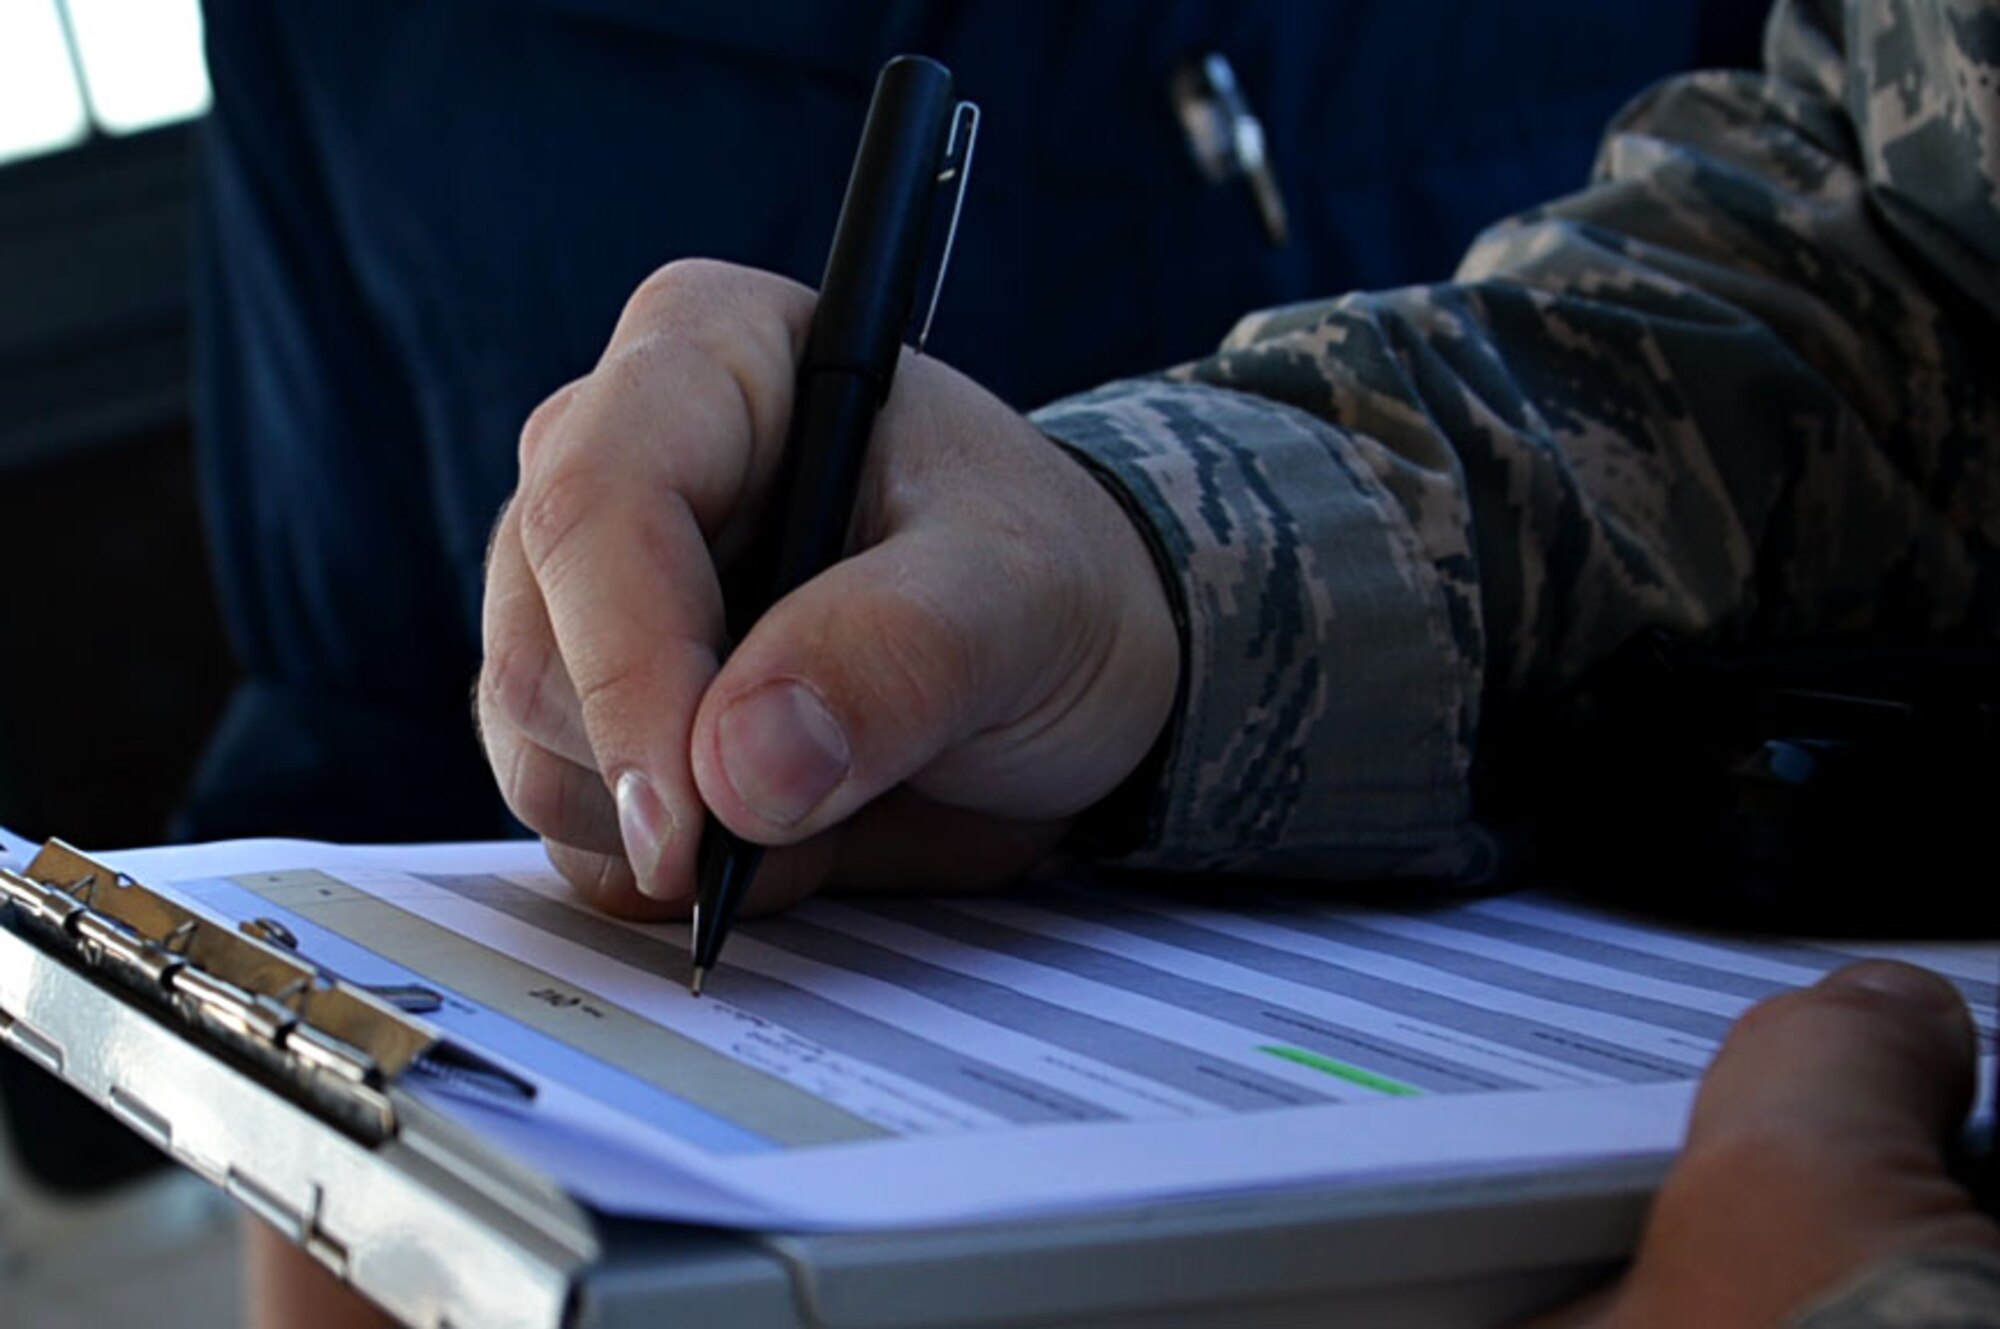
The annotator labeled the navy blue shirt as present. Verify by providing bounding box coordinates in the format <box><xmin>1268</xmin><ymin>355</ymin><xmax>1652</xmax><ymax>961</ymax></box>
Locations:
<box><xmin>184</xmin><ymin>0</ymin><xmax>1765</xmax><ymax>842</ymax></box>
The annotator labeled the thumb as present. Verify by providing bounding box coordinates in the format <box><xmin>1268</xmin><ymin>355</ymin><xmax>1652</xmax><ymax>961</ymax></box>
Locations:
<box><xmin>689</xmin><ymin>518</ymin><xmax>1168</xmax><ymax>846</ymax></box>
<box><xmin>1687</xmin><ymin>961</ymin><xmax>1978</xmax><ymax>1163</ymax></box>
<box><xmin>684</xmin><ymin>355</ymin><xmax>1177</xmax><ymax>873</ymax></box>
<box><xmin>1617</xmin><ymin>960</ymin><xmax>1997</xmax><ymax>1328</ymax></box>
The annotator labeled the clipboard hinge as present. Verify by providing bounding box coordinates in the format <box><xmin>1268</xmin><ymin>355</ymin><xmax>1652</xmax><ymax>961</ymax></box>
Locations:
<box><xmin>225</xmin><ymin>1171</ymin><xmax>350</xmax><ymax>1278</ymax></box>
<box><xmin>0</xmin><ymin>840</ymin><xmax>439</xmax><ymax>1142</ymax></box>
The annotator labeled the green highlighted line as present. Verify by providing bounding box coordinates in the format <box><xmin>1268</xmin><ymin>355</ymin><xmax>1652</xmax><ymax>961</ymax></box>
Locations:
<box><xmin>1257</xmin><ymin>1045</ymin><xmax>1421</xmax><ymax>1098</ymax></box>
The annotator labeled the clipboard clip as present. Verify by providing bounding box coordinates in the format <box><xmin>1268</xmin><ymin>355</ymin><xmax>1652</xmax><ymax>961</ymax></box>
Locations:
<box><xmin>0</xmin><ymin>840</ymin><xmax>442</xmax><ymax>1140</ymax></box>
<box><xmin>913</xmin><ymin>98</ymin><xmax>980</xmax><ymax>355</ymax></box>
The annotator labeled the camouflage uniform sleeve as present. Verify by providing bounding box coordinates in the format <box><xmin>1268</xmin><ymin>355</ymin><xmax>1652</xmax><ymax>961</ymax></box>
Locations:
<box><xmin>1031</xmin><ymin>0</ymin><xmax>1999</xmax><ymax>876</ymax></box>
<box><xmin>1790</xmin><ymin>1249</ymin><xmax>2000</xmax><ymax>1328</ymax></box>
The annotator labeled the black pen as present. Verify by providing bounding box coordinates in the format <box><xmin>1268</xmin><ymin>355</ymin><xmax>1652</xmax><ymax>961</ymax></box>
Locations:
<box><xmin>688</xmin><ymin>56</ymin><xmax>979</xmax><ymax>996</ymax></box>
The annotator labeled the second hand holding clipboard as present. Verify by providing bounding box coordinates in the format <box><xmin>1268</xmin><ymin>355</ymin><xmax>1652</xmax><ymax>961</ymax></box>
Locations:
<box><xmin>689</xmin><ymin>56</ymin><xmax>980</xmax><ymax>994</ymax></box>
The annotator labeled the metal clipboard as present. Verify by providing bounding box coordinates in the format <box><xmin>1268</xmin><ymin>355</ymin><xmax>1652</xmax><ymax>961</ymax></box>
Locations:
<box><xmin>0</xmin><ymin>841</ymin><xmax>1661</xmax><ymax>1328</ymax></box>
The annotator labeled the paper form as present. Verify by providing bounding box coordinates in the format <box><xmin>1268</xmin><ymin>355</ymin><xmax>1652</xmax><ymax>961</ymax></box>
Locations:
<box><xmin>92</xmin><ymin>837</ymin><xmax>1999</xmax><ymax>1231</ymax></box>
<box><xmin>0</xmin><ymin>824</ymin><xmax>35</xmax><ymax>873</ymax></box>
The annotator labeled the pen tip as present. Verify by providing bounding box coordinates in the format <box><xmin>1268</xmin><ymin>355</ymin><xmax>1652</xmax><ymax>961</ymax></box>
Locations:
<box><xmin>690</xmin><ymin>966</ymin><xmax>706</xmax><ymax>998</ymax></box>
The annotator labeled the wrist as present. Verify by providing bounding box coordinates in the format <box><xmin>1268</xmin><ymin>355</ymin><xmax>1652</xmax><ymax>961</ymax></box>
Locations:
<box><xmin>1039</xmin><ymin>434</ymin><xmax>1188</xmax><ymax>856</ymax></box>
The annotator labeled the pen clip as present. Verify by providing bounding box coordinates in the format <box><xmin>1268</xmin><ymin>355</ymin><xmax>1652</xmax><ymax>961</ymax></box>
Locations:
<box><xmin>913</xmin><ymin>99</ymin><xmax>980</xmax><ymax>356</ymax></box>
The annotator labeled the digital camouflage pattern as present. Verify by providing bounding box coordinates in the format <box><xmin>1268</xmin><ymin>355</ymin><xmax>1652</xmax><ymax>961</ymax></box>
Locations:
<box><xmin>1792</xmin><ymin>1249</ymin><xmax>2000</xmax><ymax>1328</ymax></box>
<box><xmin>1035</xmin><ymin>0</ymin><xmax>1999</xmax><ymax>880</ymax></box>
<box><xmin>1039</xmin><ymin>5</ymin><xmax>2000</xmax><ymax>1318</ymax></box>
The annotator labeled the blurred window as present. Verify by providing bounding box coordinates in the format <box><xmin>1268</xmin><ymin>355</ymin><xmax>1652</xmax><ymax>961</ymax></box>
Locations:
<box><xmin>0</xmin><ymin>0</ymin><xmax>209</xmax><ymax>168</ymax></box>
<box><xmin>0</xmin><ymin>1</ymin><xmax>88</xmax><ymax>165</ymax></box>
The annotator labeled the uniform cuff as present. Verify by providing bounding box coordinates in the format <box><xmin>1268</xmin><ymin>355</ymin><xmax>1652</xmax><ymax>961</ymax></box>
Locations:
<box><xmin>1033</xmin><ymin>376</ymin><xmax>1494</xmax><ymax>881</ymax></box>
<box><xmin>1791</xmin><ymin>1248</ymin><xmax>2000</xmax><ymax>1328</ymax></box>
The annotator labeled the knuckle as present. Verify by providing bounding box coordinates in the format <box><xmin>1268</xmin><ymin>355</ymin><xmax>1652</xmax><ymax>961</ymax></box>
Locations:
<box><xmin>547</xmin><ymin>837</ymin><xmax>610</xmax><ymax>892</ymax></box>
<box><xmin>621</xmin><ymin>258</ymin><xmax>798</xmax><ymax>386</ymax></box>
<box><xmin>567</xmin><ymin>649</ymin><xmax>656</xmax><ymax>748</ymax></box>
<box><xmin>513</xmin><ymin>462</ymin><xmax>598</xmax><ymax>584</ymax></box>
<box><xmin>500</xmin><ymin>742</ymin><xmax>617</xmax><ymax>852</ymax></box>
<box><xmin>517</xmin><ymin>381</ymin><xmax>582</xmax><ymax>468</ymax></box>
<box><xmin>546</xmin><ymin>841</ymin><xmax>651</xmax><ymax>918</ymax></box>
<box><xmin>496</xmin><ymin>739</ymin><xmax>566</xmax><ymax>837</ymax></box>
<box><xmin>579</xmin><ymin>850</ymin><xmax>625</xmax><ymax>901</ymax></box>
<box><xmin>481</xmin><ymin>629</ymin><xmax>562</xmax><ymax>741</ymax></box>
<box><xmin>625</xmin><ymin>258</ymin><xmax>737</xmax><ymax>331</ymax></box>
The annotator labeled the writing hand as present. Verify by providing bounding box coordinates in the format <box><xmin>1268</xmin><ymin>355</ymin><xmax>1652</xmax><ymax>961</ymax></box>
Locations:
<box><xmin>477</xmin><ymin>260</ymin><xmax>1178</xmax><ymax>915</ymax></box>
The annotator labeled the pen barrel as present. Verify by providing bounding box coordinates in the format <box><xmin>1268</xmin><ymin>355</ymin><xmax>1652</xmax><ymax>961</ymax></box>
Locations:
<box><xmin>692</xmin><ymin>823</ymin><xmax>762</xmax><ymax>974</ymax></box>
<box><xmin>767</xmin><ymin>371</ymin><xmax>879</xmax><ymax>602</ymax></box>
<box><xmin>694</xmin><ymin>57</ymin><xmax>959</xmax><ymax>972</ymax></box>
<box><xmin>803</xmin><ymin>54</ymin><xmax>956</xmax><ymax>391</ymax></box>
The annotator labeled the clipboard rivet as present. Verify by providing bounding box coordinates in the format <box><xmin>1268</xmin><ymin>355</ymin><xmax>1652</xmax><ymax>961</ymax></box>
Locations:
<box><xmin>246</xmin><ymin>916</ymin><xmax>300</xmax><ymax>950</ymax></box>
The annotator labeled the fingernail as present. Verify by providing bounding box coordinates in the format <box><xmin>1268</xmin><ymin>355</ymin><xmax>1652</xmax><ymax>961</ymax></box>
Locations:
<box><xmin>1821</xmin><ymin>961</ymin><xmax>1965</xmax><ymax>1019</ymax></box>
<box><xmin>614</xmin><ymin>771</ymin><xmax>678</xmax><ymax>899</ymax></box>
<box><xmin>719</xmin><ymin>681</ymin><xmax>850</xmax><ymax>829</ymax></box>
